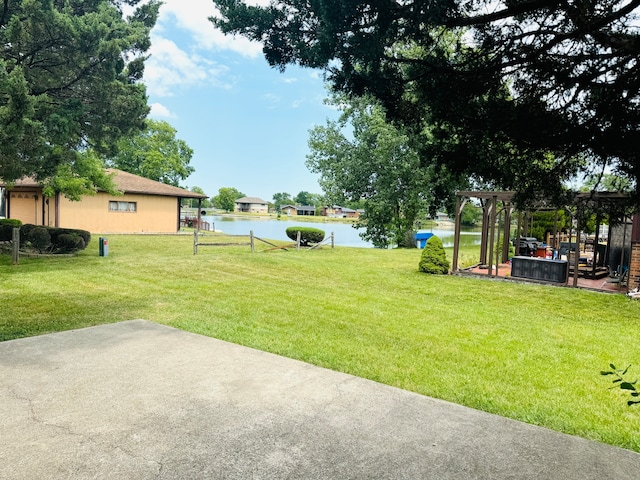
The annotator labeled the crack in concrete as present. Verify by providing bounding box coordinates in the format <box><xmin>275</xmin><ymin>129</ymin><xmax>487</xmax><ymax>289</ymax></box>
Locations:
<box><xmin>4</xmin><ymin>386</ymin><xmax>87</xmax><ymax>439</ymax></box>
<box><xmin>4</xmin><ymin>386</ymin><xmax>165</xmax><ymax>477</ymax></box>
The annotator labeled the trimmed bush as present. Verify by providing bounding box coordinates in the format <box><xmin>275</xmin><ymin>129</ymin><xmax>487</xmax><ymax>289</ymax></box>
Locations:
<box><xmin>0</xmin><ymin>218</ymin><xmax>22</xmax><ymax>227</ymax></box>
<box><xmin>19</xmin><ymin>224</ymin><xmax>37</xmax><ymax>247</ymax></box>
<box><xmin>27</xmin><ymin>227</ymin><xmax>52</xmax><ymax>252</ymax></box>
<box><xmin>10</xmin><ymin>224</ymin><xmax>90</xmax><ymax>254</ymax></box>
<box><xmin>48</xmin><ymin>227</ymin><xmax>91</xmax><ymax>250</ymax></box>
<box><xmin>418</xmin><ymin>235</ymin><xmax>450</xmax><ymax>274</ymax></box>
<box><xmin>0</xmin><ymin>219</ymin><xmax>23</xmax><ymax>241</ymax></box>
<box><xmin>285</xmin><ymin>226</ymin><xmax>325</xmax><ymax>246</ymax></box>
<box><xmin>55</xmin><ymin>233</ymin><xmax>86</xmax><ymax>253</ymax></box>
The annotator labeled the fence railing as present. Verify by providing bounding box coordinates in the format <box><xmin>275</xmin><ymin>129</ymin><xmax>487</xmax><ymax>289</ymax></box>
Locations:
<box><xmin>193</xmin><ymin>229</ymin><xmax>334</xmax><ymax>254</ymax></box>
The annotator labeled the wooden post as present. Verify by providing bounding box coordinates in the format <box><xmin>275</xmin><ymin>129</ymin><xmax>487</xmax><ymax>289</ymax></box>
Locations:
<box><xmin>502</xmin><ymin>205</ymin><xmax>513</xmax><ymax>263</ymax></box>
<box><xmin>495</xmin><ymin>208</ymin><xmax>502</xmax><ymax>275</ymax></box>
<box><xmin>479</xmin><ymin>199</ymin><xmax>489</xmax><ymax>265</ymax></box>
<box><xmin>12</xmin><ymin>227</ymin><xmax>19</xmax><ymax>265</ymax></box>
<box><xmin>296</xmin><ymin>230</ymin><xmax>301</xmax><ymax>250</ymax></box>
<box><xmin>553</xmin><ymin>210</ymin><xmax>559</xmax><ymax>250</ymax></box>
<box><xmin>515</xmin><ymin>211</ymin><xmax>522</xmax><ymax>257</ymax></box>
<box><xmin>452</xmin><ymin>195</ymin><xmax>467</xmax><ymax>272</ymax></box>
<box><xmin>487</xmin><ymin>196</ymin><xmax>497</xmax><ymax>276</ymax></box>
<box><xmin>331</xmin><ymin>232</ymin><xmax>334</xmax><ymax>250</ymax></box>
<box><xmin>193</xmin><ymin>228</ymin><xmax>198</xmax><ymax>255</ymax></box>
<box><xmin>250</xmin><ymin>230</ymin><xmax>255</xmax><ymax>253</ymax></box>
<box><xmin>592</xmin><ymin>213</ymin><xmax>601</xmax><ymax>277</ymax></box>
<box><xmin>573</xmin><ymin>206</ymin><xmax>581</xmax><ymax>287</ymax></box>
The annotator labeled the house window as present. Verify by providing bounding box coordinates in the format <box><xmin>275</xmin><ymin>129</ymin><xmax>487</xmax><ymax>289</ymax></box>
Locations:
<box><xmin>109</xmin><ymin>201</ymin><xmax>137</xmax><ymax>212</ymax></box>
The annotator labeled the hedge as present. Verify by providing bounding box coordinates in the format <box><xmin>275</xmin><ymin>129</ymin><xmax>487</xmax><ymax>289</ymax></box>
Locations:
<box><xmin>1</xmin><ymin>223</ymin><xmax>91</xmax><ymax>254</ymax></box>
<box><xmin>285</xmin><ymin>226</ymin><xmax>325</xmax><ymax>246</ymax></box>
<box><xmin>0</xmin><ymin>219</ymin><xmax>23</xmax><ymax>241</ymax></box>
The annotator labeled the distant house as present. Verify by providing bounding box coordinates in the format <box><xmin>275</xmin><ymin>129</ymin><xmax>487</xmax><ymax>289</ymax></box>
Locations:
<box><xmin>281</xmin><ymin>204</ymin><xmax>316</xmax><ymax>216</ymax></box>
<box><xmin>322</xmin><ymin>205</ymin><xmax>361</xmax><ymax>219</ymax></box>
<box><xmin>0</xmin><ymin>169</ymin><xmax>207</xmax><ymax>233</ymax></box>
<box><xmin>296</xmin><ymin>205</ymin><xmax>316</xmax><ymax>216</ymax></box>
<box><xmin>234</xmin><ymin>196</ymin><xmax>269</xmax><ymax>214</ymax></box>
<box><xmin>434</xmin><ymin>211</ymin><xmax>452</xmax><ymax>223</ymax></box>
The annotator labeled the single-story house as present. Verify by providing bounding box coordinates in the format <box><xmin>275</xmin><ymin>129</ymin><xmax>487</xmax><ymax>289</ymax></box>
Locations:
<box><xmin>235</xmin><ymin>197</ymin><xmax>269</xmax><ymax>214</ymax></box>
<box><xmin>322</xmin><ymin>205</ymin><xmax>361</xmax><ymax>218</ymax></box>
<box><xmin>280</xmin><ymin>204</ymin><xmax>316</xmax><ymax>216</ymax></box>
<box><xmin>0</xmin><ymin>169</ymin><xmax>207</xmax><ymax>233</ymax></box>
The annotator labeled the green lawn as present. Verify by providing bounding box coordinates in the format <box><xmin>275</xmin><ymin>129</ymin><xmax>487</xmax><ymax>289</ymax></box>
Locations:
<box><xmin>1</xmin><ymin>233</ymin><xmax>639</xmax><ymax>452</ymax></box>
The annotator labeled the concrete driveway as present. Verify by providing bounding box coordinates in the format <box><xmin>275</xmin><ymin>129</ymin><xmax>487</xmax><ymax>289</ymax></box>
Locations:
<box><xmin>1</xmin><ymin>320</ymin><xmax>638</xmax><ymax>479</ymax></box>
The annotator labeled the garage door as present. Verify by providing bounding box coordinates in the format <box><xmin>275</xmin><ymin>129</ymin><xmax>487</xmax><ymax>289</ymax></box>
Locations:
<box><xmin>9</xmin><ymin>191</ymin><xmax>38</xmax><ymax>224</ymax></box>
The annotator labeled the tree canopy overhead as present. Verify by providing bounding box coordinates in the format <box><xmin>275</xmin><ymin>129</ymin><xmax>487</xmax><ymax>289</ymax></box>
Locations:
<box><xmin>212</xmin><ymin>0</ymin><xmax>640</xmax><ymax>207</ymax></box>
<box><xmin>0</xmin><ymin>0</ymin><xmax>160</xmax><ymax>194</ymax></box>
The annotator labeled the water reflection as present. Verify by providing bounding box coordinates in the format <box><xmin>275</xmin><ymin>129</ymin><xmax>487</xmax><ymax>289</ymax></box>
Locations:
<box><xmin>202</xmin><ymin>215</ymin><xmax>481</xmax><ymax>249</ymax></box>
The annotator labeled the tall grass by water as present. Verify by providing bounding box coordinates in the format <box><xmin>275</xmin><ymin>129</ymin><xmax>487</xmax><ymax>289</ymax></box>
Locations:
<box><xmin>1</xmin><ymin>233</ymin><xmax>639</xmax><ymax>452</ymax></box>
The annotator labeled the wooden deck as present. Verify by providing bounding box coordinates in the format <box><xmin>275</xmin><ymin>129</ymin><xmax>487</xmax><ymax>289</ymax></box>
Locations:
<box><xmin>459</xmin><ymin>263</ymin><xmax>628</xmax><ymax>293</ymax></box>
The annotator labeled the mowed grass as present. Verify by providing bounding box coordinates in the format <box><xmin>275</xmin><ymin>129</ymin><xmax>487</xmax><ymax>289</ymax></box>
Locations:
<box><xmin>1</xmin><ymin>233</ymin><xmax>639</xmax><ymax>452</ymax></box>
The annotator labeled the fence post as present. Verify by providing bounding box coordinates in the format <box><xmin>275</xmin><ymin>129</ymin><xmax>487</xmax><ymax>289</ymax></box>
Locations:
<box><xmin>12</xmin><ymin>227</ymin><xmax>19</xmax><ymax>265</ymax></box>
<box><xmin>193</xmin><ymin>228</ymin><xmax>198</xmax><ymax>255</ymax></box>
<box><xmin>331</xmin><ymin>232</ymin><xmax>334</xmax><ymax>250</ymax></box>
<box><xmin>296</xmin><ymin>230</ymin><xmax>301</xmax><ymax>251</ymax></box>
<box><xmin>250</xmin><ymin>230</ymin><xmax>255</xmax><ymax>253</ymax></box>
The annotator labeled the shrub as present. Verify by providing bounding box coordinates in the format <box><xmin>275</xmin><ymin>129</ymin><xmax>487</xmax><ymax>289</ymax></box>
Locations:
<box><xmin>27</xmin><ymin>227</ymin><xmax>51</xmax><ymax>252</ymax></box>
<box><xmin>418</xmin><ymin>235</ymin><xmax>450</xmax><ymax>274</ymax></box>
<box><xmin>0</xmin><ymin>219</ymin><xmax>22</xmax><ymax>241</ymax></box>
<box><xmin>10</xmin><ymin>225</ymin><xmax>90</xmax><ymax>254</ymax></box>
<box><xmin>19</xmin><ymin>224</ymin><xmax>37</xmax><ymax>247</ymax></box>
<box><xmin>0</xmin><ymin>218</ymin><xmax>22</xmax><ymax>227</ymax></box>
<box><xmin>48</xmin><ymin>228</ymin><xmax>91</xmax><ymax>250</ymax></box>
<box><xmin>285</xmin><ymin>226</ymin><xmax>325</xmax><ymax>246</ymax></box>
<box><xmin>399</xmin><ymin>230</ymin><xmax>418</xmax><ymax>249</ymax></box>
<box><xmin>55</xmin><ymin>233</ymin><xmax>86</xmax><ymax>253</ymax></box>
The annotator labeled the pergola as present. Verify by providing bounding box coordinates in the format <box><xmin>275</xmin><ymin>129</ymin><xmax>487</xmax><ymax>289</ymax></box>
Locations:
<box><xmin>451</xmin><ymin>190</ymin><xmax>636</xmax><ymax>289</ymax></box>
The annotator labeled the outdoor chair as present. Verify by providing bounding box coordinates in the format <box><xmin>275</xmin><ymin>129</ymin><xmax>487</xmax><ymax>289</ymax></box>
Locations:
<box><xmin>603</xmin><ymin>266</ymin><xmax>628</xmax><ymax>289</ymax></box>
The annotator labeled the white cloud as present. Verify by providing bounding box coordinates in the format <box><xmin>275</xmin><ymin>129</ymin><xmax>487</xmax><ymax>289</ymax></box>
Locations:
<box><xmin>263</xmin><ymin>93</ymin><xmax>281</xmax><ymax>109</ymax></box>
<box><xmin>144</xmin><ymin>35</ymin><xmax>234</xmax><ymax>97</ymax></box>
<box><xmin>157</xmin><ymin>0</ymin><xmax>263</xmax><ymax>57</ymax></box>
<box><xmin>149</xmin><ymin>103</ymin><xmax>173</xmax><ymax>118</ymax></box>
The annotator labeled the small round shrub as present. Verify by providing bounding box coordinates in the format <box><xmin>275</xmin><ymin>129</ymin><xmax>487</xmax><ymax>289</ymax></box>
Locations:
<box><xmin>285</xmin><ymin>226</ymin><xmax>325</xmax><ymax>246</ymax></box>
<box><xmin>19</xmin><ymin>224</ymin><xmax>37</xmax><ymax>246</ymax></box>
<box><xmin>55</xmin><ymin>233</ymin><xmax>86</xmax><ymax>253</ymax></box>
<box><xmin>47</xmin><ymin>228</ymin><xmax>91</xmax><ymax>251</ymax></box>
<box><xmin>27</xmin><ymin>226</ymin><xmax>51</xmax><ymax>252</ymax></box>
<box><xmin>418</xmin><ymin>235</ymin><xmax>450</xmax><ymax>274</ymax></box>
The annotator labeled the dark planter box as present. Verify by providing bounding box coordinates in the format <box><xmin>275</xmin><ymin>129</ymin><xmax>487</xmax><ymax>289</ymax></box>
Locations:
<box><xmin>511</xmin><ymin>256</ymin><xmax>568</xmax><ymax>283</ymax></box>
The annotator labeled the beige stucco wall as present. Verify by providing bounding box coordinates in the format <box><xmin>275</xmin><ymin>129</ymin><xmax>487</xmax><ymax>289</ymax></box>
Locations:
<box><xmin>58</xmin><ymin>192</ymin><xmax>180</xmax><ymax>233</ymax></box>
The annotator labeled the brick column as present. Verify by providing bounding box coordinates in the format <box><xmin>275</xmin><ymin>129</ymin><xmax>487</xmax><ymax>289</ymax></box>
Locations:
<box><xmin>630</xmin><ymin>242</ymin><xmax>640</xmax><ymax>291</ymax></box>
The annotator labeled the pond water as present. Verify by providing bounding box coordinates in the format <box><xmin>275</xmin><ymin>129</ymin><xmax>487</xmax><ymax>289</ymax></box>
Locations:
<box><xmin>202</xmin><ymin>215</ymin><xmax>482</xmax><ymax>249</ymax></box>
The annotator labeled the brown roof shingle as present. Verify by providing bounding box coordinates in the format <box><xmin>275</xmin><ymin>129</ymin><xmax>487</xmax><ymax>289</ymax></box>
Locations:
<box><xmin>105</xmin><ymin>169</ymin><xmax>207</xmax><ymax>199</ymax></box>
<box><xmin>2</xmin><ymin>169</ymin><xmax>207</xmax><ymax>199</ymax></box>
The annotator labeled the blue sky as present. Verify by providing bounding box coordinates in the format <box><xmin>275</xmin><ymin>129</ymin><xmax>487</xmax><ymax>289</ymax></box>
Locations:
<box><xmin>138</xmin><ymin>0</ymin><xmax>338</xmax><ymax>202</ymax></box>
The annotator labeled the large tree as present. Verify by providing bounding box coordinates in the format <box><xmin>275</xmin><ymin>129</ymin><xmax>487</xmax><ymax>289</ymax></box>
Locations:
<box><xmin>272</xmin><ymin>192</ymin><xmax>293</xmax><ymax>212</ymax></box>
<box><xmin>211</xmin><ymin>0</ymin><xmax>640</xmax><ymax>207</ymax></box>
<box><xmin>213</xmin><ymin>187</ymin><xmax>245</xmax><ymax>211</ymax></box>
<box><xmin>307</xmin><ymin>95</ymin><xmax>448</xmax><ymax>248</ymax></box>
<box><xmin>104</xmin><ymin>119</ymin><xmax>195</xmax><ymax>187</ymax></box>
<box><xmin>0</xmin><ymin>0</ymin><xmax>159</xmax><ymax>196</ymax></box>
<box><xmin>293</xmin><ymin>191</ymin><xmax>324</xmax><ymax>207</ymax></box>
